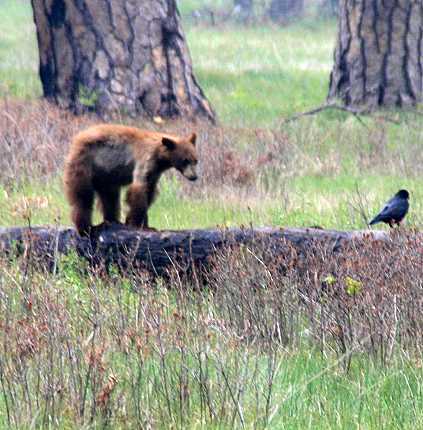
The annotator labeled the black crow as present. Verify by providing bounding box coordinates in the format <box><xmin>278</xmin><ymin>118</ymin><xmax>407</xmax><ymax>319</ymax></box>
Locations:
<box><xmin>369</xmin><ymin>189</ymin><xmax>409</xmax><ymax>227</ymax></box>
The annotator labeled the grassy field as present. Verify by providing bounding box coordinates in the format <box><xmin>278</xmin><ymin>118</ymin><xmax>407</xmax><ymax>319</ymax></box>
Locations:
<box><xmin>1</xmin><ymin>1</ymin><xmax>423</xmax><ymax>429</ymax></box>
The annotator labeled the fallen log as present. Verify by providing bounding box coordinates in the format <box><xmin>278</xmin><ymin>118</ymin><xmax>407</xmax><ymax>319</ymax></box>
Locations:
<box><xmin>0</xmin><ymin>224</ymin><xmax>391</xmax><ymax>276</ymax></box>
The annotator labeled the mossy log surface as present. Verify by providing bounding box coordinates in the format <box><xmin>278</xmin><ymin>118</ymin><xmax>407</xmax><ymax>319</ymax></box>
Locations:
<box><xmin>0</xmin><ymin>225</ymin><xmax>391</xmax><ymax>276</ymax></box>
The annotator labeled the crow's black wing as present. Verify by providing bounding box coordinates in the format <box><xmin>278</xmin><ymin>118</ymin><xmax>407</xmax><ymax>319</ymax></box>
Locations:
<box><xmin>369</xmin><ymin>196</ymin><xmax>408</xmax><ymax>225</ymax></box>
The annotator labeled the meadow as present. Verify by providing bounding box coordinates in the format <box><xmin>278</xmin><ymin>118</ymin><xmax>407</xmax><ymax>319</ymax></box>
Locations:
<box><xmin>1</xmin><ymin>0</ymin><xmax>423</xmax><ymax>428</ymax></box>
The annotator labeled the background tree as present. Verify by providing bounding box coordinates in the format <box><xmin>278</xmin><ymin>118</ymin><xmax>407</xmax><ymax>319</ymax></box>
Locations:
<box><xmin>268</xmin><ymin>0</ymin><xmax>304</xmax><ymax>23</ymax></box>
<box><xmin>320</xmin><ymin>0</ymin><xmax>338</xmax><ymax>17</ymax></box>
<box><xmin>232</xmin><ymin>0</ymin><xmax>254</xmax><ymax>23</ymax></box>
<box><xmin>328</xmin><ymin>0</ymin><xmax>423</xmax><ymax>108</ymax></box>
<box><xmin>31</xmin><ymin>0</ymin><xmax>215</xmax><ymax>121</ymax></box>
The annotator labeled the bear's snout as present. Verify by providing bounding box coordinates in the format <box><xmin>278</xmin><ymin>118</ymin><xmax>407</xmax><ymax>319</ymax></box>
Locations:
<box><xmin>181</xmin><ymin>164</ymin><xmax>198</xmax><ymax>181</ymax></box>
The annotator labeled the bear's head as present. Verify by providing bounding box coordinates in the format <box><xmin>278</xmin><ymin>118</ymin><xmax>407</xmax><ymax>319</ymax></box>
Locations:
<box><xmin>162</xmin><ymin>133</ymin><xmax>198</xmax><ymax>181</ymax></box>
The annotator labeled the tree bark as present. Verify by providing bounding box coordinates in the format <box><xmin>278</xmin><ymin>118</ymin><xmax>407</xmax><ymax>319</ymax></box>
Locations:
<box><xmin>0</xmin><ymin>225</ymin><xmax>389</xmax><ymax>276</ymax></box>
<box><xmin>30</xmin><ymin>0</ymin><xmax>215</xmax><ymax>121</ymax></box>
<box><xmin>328</xmin><ymin>0</ymin><xmax>423</xmax><ymax>109</ymax></box>
<box><xmin>233</xmin><ymin>0</ymin><xmax>254</xmax><ymax>23</ymax></box>
<box><xmin>268</xmin><ymin>0</ymin><xmax>304</xmax><ymax>23</ymax></box>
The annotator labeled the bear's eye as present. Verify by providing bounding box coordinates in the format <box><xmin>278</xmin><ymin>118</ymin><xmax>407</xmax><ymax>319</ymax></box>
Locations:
<box><xmin>183</xmin><ymin>158</ymin><xmax>190</xmax><ymax>166</ymax></box>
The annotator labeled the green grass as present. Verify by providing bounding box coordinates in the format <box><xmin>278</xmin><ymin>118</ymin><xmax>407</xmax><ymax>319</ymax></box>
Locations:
<box><xmin>2</xmin><ymin>172</ymin><xmax>423</xmax><ymax>231</ymax></box>
<box><xmin>268</xmin><ymin>354</ymin><xmax>423</xmax><ymax>430</ymax></box>
<box><xmin>187</xmin><ymin>22</ymin><xmax>335</xmax><ymax>126</ymax></box>
<box><xmin>0</xmin><ymin>0</ymin><xmax>41</xmax><ymax>98</ymax></box>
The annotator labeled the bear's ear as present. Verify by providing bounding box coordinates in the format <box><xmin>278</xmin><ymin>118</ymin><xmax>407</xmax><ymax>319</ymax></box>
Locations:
<box><xmin>162</xmin><ymin>137</ymin><xmax>176</xmax><ymax>150</ymax></box>
<box><xmin>189</xmin><ymin>133</ymin><xmax>197</xmax><ymax>146</ymax></box>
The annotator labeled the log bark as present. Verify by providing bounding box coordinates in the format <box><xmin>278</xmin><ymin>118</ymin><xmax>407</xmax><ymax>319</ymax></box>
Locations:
<box><xmin>0</xmin><ymin>225</ymin><xmax>389</xmax><ymax>276</ymax></box>
<box><xmin>328</xmin><ymin>0</ymin><xmax>423</xmax><ymax>108</ymax></box>
<box><xmin>30</xmin><ymin>0</ymin><xmax>215</xmax><ymax>121</ymax></box>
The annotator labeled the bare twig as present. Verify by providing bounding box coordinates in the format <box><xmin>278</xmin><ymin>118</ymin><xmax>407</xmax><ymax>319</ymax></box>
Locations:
<box><xmin>282</xmin><ymin>102</ymin><xmax>370</xmax><ymax>126</ymax></box>
<box><xmin>282</xmin><ymin>102</ymin><xmax>409</xmax><ymax>126</ymax></box>
<box><xmin>349</xmin><ymin>183</ymin><xmax>371</xmax><ymax>227</ymax></box>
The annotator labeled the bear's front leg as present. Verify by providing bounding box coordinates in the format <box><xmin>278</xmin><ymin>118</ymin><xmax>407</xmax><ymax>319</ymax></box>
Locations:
<box><xmin>125</xmin><ymin>183</ymin><xmax>150</xmax><ymax>229</ymax></box>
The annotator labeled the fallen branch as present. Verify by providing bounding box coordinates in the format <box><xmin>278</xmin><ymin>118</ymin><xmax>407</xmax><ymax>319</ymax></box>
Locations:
<box><xmin>282</xmin><ymin>102</ymin><xmax>369</xmax><ymax>126</ymax></box>
<box><xmin>0</xmin><ymin>224</ymin><xmax>391</xmax><ymax>276</ymax></box>
<box><xmin>282</xmin><ymin>102</ymin><xmax>405</xmax><ymax>127</ymax></box>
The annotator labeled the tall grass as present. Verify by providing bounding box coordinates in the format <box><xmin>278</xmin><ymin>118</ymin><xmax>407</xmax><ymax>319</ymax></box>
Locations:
<box><xmin>2</xmin><ymin>235</ymin><xmax>423</xmax><ymax>428</ymax></box>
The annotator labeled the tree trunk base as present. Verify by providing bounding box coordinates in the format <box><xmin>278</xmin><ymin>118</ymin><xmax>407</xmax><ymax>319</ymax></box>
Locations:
<box><xmin>31</xmin><ymin>0</ymin><xmax>215</xmax><ymax>121</ymax></box>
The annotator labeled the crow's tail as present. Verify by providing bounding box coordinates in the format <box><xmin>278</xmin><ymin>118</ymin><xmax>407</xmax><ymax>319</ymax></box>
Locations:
<box><xmin>368</xmin><ymin>216</ymin><xmax>380</xmax><ymax>226</ymax></box>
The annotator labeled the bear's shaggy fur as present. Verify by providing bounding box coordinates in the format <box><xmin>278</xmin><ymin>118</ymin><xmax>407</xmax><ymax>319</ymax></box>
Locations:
<box><xmin>64</xmin><ymin>124</ymin><xmax>198</xmax><ymax>235</ymax></box>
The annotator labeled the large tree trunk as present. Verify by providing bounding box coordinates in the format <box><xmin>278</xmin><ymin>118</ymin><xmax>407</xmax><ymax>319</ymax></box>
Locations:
<box><xmin>0</xmin><ymin>225</ymin><xmax>389</xmax><ymax>277</ymax></box>
<box><xmin>328</xmin><ymin>0</ymin><xmax>423</xmax><ymax>109</ymax></box>
<box><xmin>268</xmin><ymin>0</ymin><xmax>304</xmax><ymax>23</ymax></box>
<box><xmin>30</xmin><ymin>0</ymin><xmax>215</xmax><ymax>122</ymax></box>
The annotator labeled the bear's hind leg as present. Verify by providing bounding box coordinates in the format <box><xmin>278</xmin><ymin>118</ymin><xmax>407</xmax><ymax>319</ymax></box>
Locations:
<box><xmin>64</xmin><ymin>157</ymin><xmax>95</xmax><ymax>236</ymax></box>
<box><xmin>125</xmin><ymin>183</ymin><xmax>149</xmax><ymax>228</ymax></box>
<box><xmin>70</xmin><ymin>187</ymin><xmax>94</xmax><ymax>236</ymax></box>
<box><xmin>97</xmin><ymin>187</ymin><xmax>121</xmax><ymax>225</ymax></box>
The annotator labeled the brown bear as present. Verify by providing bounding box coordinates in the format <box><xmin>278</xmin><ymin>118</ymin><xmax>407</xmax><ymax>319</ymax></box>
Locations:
<box><xmin>63</xmin><ymin>124</ymin><xmax>198</xmax><ymax>235</ymax></box>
